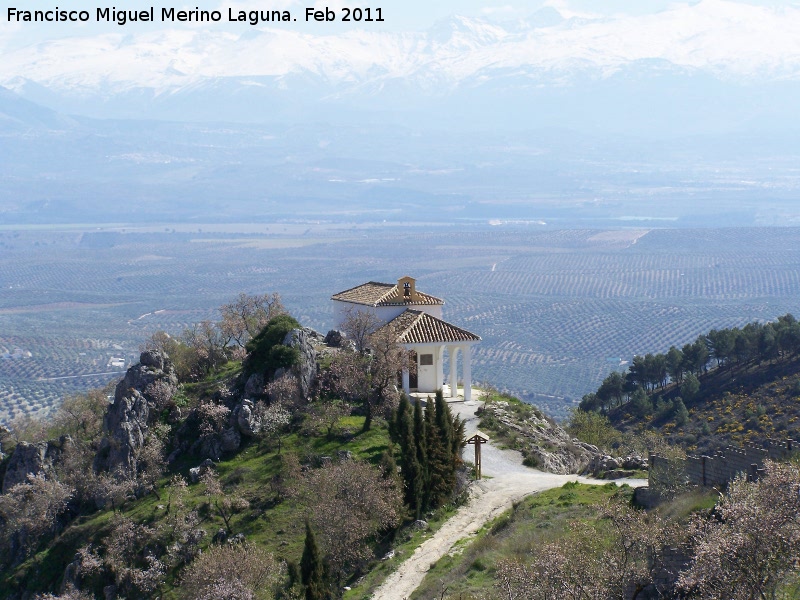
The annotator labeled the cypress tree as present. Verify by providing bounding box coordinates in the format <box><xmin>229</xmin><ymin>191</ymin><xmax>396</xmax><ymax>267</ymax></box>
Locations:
<box><xmin>413</xmin><ymin>399</ymin><xmax>429</xmax><ymax>510</ymax></box>
<box><xmin>401</xmin><ymin>413</ymin><xmax>424</xmax><ymax>518</ymax></box>
<box><xmin>301</xmin><ymin>520</ymin><xmax>326</xmax><ymax>600</ymax></box>
<box><xmin>391</xmin><ymin>395</ymin><xmax>411</xmax><ymax>449</ymax></box>
<box><xmin>379</xmin><ymin>445</ymin><xmax>400</xmax><ymax>481</ymax></box>
<box><xmin>434</xmin><ymin>390</ymin><xmax>454</xmax><ymax>461</ymax></box>
<box><xmin>425</xmin><ymin>397</ymin><xmax>451</xmax><ymax>508</ymax></box>
<box><xmin>451</xmin><ymin>413</ymin><xmax>466</xmax><ymax>462</ymax></box>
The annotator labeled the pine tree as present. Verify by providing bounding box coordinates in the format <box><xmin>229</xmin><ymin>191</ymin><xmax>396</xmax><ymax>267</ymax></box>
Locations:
<box><xmin>301</xmin><ymin>520</ymin><xmax>326</xmax><ymax>600</ymax></box>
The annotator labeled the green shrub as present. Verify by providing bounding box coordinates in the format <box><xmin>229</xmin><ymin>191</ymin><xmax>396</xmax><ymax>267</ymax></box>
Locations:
<box><xmin>673</xmin><ymin>398</ymin><xmax>689</xmax><ymax>426</ymax></box>
<box><xmin>522</xmin><ymin>453</ymin><xmax>539</xmax><ymax>468</ymax></box>
<box><xmin>245</xmin><ymin>315</ymin><xmax>301</xmax><ymax>376</ymax></box>
<box><xmin>631</xmin><ymin>388</ymin><xmax>653</xmax><ymax>418</ymax></box>
<box><xmin>655</xmin><ymin>398</ymin><xmax>674</xmax><ymax>421</ymax></box>
<box><xmin>567</xmin><ymin>409</ymin><xmax>621</xmax><ymax>451</ymax></box>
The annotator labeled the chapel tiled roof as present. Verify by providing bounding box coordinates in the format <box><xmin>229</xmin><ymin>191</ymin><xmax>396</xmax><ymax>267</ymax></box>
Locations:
<box><xmin>379</xmin><ymin>310</ymin><xmax>481</xmax><ymax>345</ymax></box>
<box><xmin>331</xmin><ymin>281</ymin><xmax>444</xmax><ymax>306</ymax></box>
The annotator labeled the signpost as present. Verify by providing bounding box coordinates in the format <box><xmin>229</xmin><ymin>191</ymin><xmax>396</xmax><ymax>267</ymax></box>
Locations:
<box><xmin>466</xmin><ymin>433</ymin><xmax>488</xmax><ymax>480</ymax></box>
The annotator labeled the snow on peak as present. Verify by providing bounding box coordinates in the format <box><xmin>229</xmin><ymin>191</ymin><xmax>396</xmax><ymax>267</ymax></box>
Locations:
<box><xmin>2</xmin><ymin>2</ymin><xmax>800</xmax><ymax>100</ymax></box>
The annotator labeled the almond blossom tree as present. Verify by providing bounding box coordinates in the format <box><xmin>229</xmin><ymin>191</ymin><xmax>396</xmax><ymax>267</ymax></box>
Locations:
<box><xmin>678</xmin><ymin>461</ymin><xmax>800</xmax><ymax>600</ymax></box>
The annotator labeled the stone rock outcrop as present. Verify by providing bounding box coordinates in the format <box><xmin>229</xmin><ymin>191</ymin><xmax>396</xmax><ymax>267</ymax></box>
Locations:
<box><xmin>189</xmin><ymin>458</ymin><xmax>215</xmax><ymax>483</ymax></box>
<box><xmin>198</xmin><ymin>435</ymin><xmax>224</xmax><ymax>462</ymax></box>
<box><xmin>480</xmin><ymin>400</ymin><xmax>599</xmax><ymax>474</ymax></box>
<box><xmin>233</xmin><ymin>399</ymin><xmax>262</xmax><ymax>437</ymax></box>
<box><xmin>94</xmin><ymin>350</ymin><xmax>178</xmax><ymax>476</ymax></box>
<box><xmin>587</xmin><ymin>454</ymin><xmax>648</xmax><ymax>477</ymax></box>
<box><xmin>220</xmin><ymin>426</ymin><xmax>241</xmax><ymax>453</ymax></box>
<box><xmin>243</xmin><ymin>372</ymin><xmax>267</xmax><ymax>399</ymax></box>
<box><xmin>279</xmin><ymin>328</ymin><xmax>320</xmax><ymax>399</ymax></box>
<box><xmin>3</xmin><ymin>436</ymin><xmax>72</xmax><ymax>493</ymax></box>
<box><xmin>324</xmin><ymin>329</ymin><xmax>344</xmax><ymax>347</ymax></box>
<box><xmin>3</xmin><ymin>442</ymin><xmax>48</xmax><ymax>493</ymax></box>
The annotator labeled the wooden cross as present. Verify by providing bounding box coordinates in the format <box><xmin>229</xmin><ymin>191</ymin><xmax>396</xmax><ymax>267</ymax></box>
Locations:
<box><xmin>466</xmin><ymin>433</ymin><xmax>488</xmax><ymax>480</ymax></box>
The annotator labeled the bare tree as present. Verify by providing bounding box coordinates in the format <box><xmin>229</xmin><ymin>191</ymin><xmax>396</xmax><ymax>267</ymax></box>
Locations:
<box><xmin>341</xmin><ymin>308</ymin><xmax>382</xmax><ymax>354</ymax></box>
<box><xmin>252</xmin><ymin>401</ymin><xmax>291</xmax><ymax>453</ymax></box>
<box><xmin>200</xmin><ymin>469</ymin><xmax>250</xmax><ymax>534</ymax></box>
<box><xmin>50</xmin><ymin>387</ymin><xmax>110</xmax><ymax>442</ymax></box>
<box><xmin>293</xmin><ymin>459</ymin><xmax>403</xmax><ymax>583</ymax></box>
<box><xmin>134</xmin><ymin>424</ymin><xmax>168</xmax><ymax>499</ymax></box>
<box><xmin>0</xmin><ymin>474</ymin><xmax>73</xmax><ymax>562</ymax></box>
<box><xmin>495</xmin><ymin>497</ymin><xmax>667</xmax><ymax>600</ymax></box>
<box><xmin>103</xmin><ymin>514</ymin><xmax>166</xmax><ymax>597</ymax></box>
<box><xmin>56</xmin><ymin>440</ymin><xmax>131</xmax><ymax>511</ymax></box>
<box><xmin>178</xmin><ymin>542</ymin><xmax>285</xmax><ymax>600</ymax></box>
<box><xmin>89</xmin><ymin>470</ymin><xmax>135</xmax><ymax>511</ymax></box>
<box><xmin>195</xmin><ymin>401</ymin><xmax>231</xmax><ymax>439</ymax></box>
<box><xmin>327</xmin><ymin>322</ymin><xmax>415</xmax><ymax>431</ymax></box>
<box><xmin>33</xmin><ymin>586</ymin><xmax>93</xmax><ymax>600</ymax></box>
<box><xmin>219</xmin><ymin>292</ymin><xmax>286</xmax><ymax>349</ymax></box>
<box><xmin>303</xmin><ymin>399</ymin><xmax>351</xmax><ymax>439</ymax></box>
<box><xmin>266</xmin><ymin>372</ymin><xmax>304</xmax><ymax>409</ymax></box>
<box><xmin>161</xmin><ymin>475</ymin><xmax>204</xmax><ymax>566</ymax></box>
<box><xmin>183</xmin><ymin>320</ymin><xmax>229</xmax><ymax>375</ymax></box>
<box><xmin>6</xmin><ymin>412</ymin><xmax>49</xmax><ymax>444</ymax></box>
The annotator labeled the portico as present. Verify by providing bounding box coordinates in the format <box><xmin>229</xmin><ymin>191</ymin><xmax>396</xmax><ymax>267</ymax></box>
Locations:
<box><xmin>400</xmin><ymin>342</ymin><xmax>477</xmax><ymax>401</ymax></box>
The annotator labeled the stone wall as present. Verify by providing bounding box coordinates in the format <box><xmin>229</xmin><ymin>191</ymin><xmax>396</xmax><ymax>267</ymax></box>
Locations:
<box><xmin>650</xmin><ymin>438</ymin><xmax>797</xmax><ymax>488</ymax></box>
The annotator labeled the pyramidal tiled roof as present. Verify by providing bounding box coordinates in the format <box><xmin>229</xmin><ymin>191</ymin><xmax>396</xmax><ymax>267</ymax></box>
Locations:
<box><xmin>379</xmin><ymin>309</ymin><xmax>481</xmax><ymax>345</ymax></box>
<box><xmin>331</xmin><ymin>281</ymin><xmax>443</xmax><ymax>307</ymax></box>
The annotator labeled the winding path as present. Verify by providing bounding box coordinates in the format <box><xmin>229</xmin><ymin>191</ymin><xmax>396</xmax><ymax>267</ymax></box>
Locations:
<box><xmin>370</xmin><ymin>401</ymin><xmax>646</xmax><ymax>600</ymax></box>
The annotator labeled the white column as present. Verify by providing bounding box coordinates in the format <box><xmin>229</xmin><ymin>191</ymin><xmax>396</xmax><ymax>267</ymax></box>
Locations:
<box><xmin>436</xmin><ymin>345</ymin><xmax>445</xmax><ymax>391</ymax></box>
<box><xmin>449</xmin><ymin>346</ymin><xmax>459</xmax><ymax>399</ymax></box>
<box><xmin>402</xmin><ymin>369</ymin><xmax>410</xmax><ymax>395</ymax></box>
<box><xmin>462</xmin><ymin>345</ymin><xmax>472</xmax><ymax>402</ymax></box>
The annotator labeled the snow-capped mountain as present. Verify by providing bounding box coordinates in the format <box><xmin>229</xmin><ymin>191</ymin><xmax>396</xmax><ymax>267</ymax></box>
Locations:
<box><xmin>3</xmin><ymin>1</ymin><xmax>800</xmax><ymax>133</ymax></box>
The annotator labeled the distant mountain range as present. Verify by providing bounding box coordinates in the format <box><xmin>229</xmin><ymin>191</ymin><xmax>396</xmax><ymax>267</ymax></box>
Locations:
<box><xmin>4</xmin><ymin>1</ymin><xmax>800</xmax><ymax>134</ymax></box>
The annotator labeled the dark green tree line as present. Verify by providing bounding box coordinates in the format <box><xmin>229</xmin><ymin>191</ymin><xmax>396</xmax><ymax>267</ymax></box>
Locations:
<box><xmin>581</xmin><ymin>313</ymin><xmax>800</xmax><ymax>414</ymax></box>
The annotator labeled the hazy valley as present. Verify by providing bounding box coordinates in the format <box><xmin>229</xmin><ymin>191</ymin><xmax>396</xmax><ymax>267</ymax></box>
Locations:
<box><xmin>3</xmin><ymin>224</ymin><xmax>800</xmax><ymax>422</ymax></box>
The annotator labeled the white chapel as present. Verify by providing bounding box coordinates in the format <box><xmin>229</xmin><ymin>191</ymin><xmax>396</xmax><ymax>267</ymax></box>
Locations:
<box><xmin>331</xmin><ymin>276</ymin><xmax>481</xmax><ymax>401</ymax></box>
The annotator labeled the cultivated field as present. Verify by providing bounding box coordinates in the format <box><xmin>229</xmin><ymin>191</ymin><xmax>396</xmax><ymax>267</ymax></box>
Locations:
<box><xmin>1</xmin><ymin>226</ymin><xmax>798</xmax><ymax>420</ymax></box>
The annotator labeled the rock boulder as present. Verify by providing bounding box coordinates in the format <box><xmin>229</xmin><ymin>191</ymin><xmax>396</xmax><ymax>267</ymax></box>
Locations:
<box><xmin>233</xmin><ymin>399</ymin><xmax>262</xmax><ymax>437</ymax></box>
<box><xmin>3</xmin><ymin>436</ymin><xmax>72</xmax><ymax>493</ymax></box>
<box><xmin>281</xmin><ymin>328</ymin><xmax>319</xmax><ymax>399</ymax></box>
<box><xmin>94</xmin><ymin>351</ymin><xmax>178</xmax><ymax>476</ymax></box>
<box><xmin>324</xmin><ymin>330</ymin><xmax>344</xmax><ymax>347</ymax></box>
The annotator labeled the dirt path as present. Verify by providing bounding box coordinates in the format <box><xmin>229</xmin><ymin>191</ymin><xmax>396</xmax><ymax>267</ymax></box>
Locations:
<box><xmin>370</xmin><ymin>401</ymin><xmax>646</xmax><ymax>600</ymax></box>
